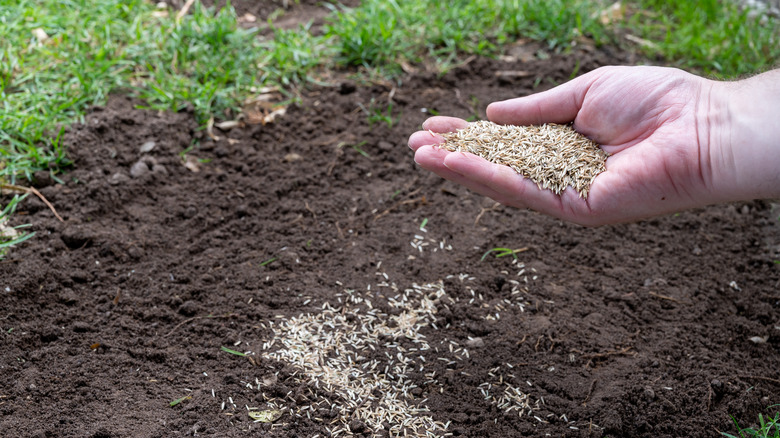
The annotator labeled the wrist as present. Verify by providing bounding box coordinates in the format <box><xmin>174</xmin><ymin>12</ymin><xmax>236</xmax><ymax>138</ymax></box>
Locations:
<box><xmin>707</xmin><ymin>70</ymin><xmax>780</xmax><ymax>202</ymax></box>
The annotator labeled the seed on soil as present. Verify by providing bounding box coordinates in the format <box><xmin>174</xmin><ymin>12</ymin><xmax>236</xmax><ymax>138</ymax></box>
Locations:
<box><xmin>439</xmin><ymin>121</ymin><xmax>608</xmax><ymax>198</ymax></box>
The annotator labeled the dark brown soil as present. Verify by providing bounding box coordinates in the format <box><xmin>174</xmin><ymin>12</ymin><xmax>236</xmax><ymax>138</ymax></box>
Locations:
<box><xmin>2</xmin><ymin>5</ymin><xmax>779</xmax><ymax>438</ymax></box>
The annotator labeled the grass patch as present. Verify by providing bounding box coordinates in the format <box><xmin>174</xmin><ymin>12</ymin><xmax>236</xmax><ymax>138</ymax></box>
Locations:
<box><xmin>360</xmin><ymin>99</ymin><xmax>400</xmax><ymax>128</ymax></box>
<box><xmin>324</xmin><ymin>0</ymin><xmax>612</xmax><ymax>75</ymax></box>
<box><xmin>0</xmin><ymin>0</ymin><xmax>272</xmax><ymax>184</ymax></box>
<box><xmin>722</xmin><ymin>407</ymin><xmax>780</xmax><ymax>438</ymax></box>
<box><xmin>629</xmin><ymin>0</ymin><xmax>780</xmax><ymax>77</ymax></box>
<box><xmin>0</xmin><ymin>194</ymin><xmax>35</xmax><ymax>257</ymax></box>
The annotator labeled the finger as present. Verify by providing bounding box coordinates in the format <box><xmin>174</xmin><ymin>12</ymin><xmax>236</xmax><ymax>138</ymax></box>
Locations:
<box><xmin>486</xmin><ymin>69</ymin><xmax>600</xmax><ymax>126</ymax></box>
<box><xmin>414</xmin><ymin>146</ymin><xmax>509</xmax><ymax>202</ymax></box>
<box><xmin>408</xmin><ymin>130</ymin><xmax>445</xmax><ymax>151</ymax></box>
<box><xmin>421</xmin><ymin>116</ymin><xmax>469</xmax><ymax>132</ymax></box>
<box><xmin>441</xmin><ymin>152</ymin><xmax>572</xmax><ymax>217</ymax></box>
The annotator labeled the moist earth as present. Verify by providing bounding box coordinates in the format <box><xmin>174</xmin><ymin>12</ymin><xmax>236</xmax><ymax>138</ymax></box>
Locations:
<box><xmin>1</xmin><ymin>4</ymin><xmax>779</xmax><ymax>438</ymax></box>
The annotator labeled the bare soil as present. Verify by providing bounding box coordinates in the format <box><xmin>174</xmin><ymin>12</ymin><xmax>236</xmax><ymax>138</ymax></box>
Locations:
<box><xmin>1</xmin><ymin>3</ymin><xmax>779</xmax><ymax>437</ymax></box>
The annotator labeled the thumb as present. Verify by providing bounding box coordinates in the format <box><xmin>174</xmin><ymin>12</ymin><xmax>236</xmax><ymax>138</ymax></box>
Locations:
<box><xmin>486</xmin><ymin>68</ymin><xmax>601</xmax><ymax>126</ymax></box>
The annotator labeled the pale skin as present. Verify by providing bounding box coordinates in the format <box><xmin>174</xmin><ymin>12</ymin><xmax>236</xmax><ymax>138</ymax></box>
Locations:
<box><xmin>408</xmin><ymin>66</ymin><xmax>780</xmax><ymax>226</ymax></box>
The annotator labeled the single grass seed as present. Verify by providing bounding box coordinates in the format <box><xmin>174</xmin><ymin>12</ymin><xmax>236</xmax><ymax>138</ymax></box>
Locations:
<box><xmin>439</xmin><ymin>121</ymin><xmax>608</xmax><ymax>198</ymax></box>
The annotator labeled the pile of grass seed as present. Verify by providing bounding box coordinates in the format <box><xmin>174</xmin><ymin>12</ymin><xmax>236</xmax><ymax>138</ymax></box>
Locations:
<box><xmin>439</xmin><ymin>121</ymin><xmax>608</xmax><ymax>198</ymax></box>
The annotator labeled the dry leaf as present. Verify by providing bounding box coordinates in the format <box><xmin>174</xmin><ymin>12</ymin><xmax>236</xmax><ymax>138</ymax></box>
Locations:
<box><xmin>248</xmin><ymin>409</ymin><xmax>282</xmax><ymax>423</ymax></box>
<box><xmin>183</xmin><ymin>156</ymin><xmax>201</xmax><ymax>172</ymax></box>
<box><xmin>262</xmin><ymin>107</ymin><xmax>286</xmax><ymax>125</ymax></box>
<box><xmin>597</xmin><ymin>1</ymin><xmax>626</xmax><ymax>25</ymax></box>
<box><xmin>400</xmin><ymin>61</ymin><xmax>418</xmax><ymax>74</ymax></box>
<box><xmin>31</xmin><ymin>28</ymin><xmax>49</xmax><ymax>44</ymax></box>
<box><xmin>240</xmin><ymin>12</ymin><xmax>257</xmax><ymax>23</ymax></box>
<box><xmin>261</xmin><ymin>374</ymin><xmax>278</xmax><ymax>387</ymax></box>
<box><xmin>624</xmin><ymin>34</ymin><xmax>659</xmax><ymax>49</ymax></box>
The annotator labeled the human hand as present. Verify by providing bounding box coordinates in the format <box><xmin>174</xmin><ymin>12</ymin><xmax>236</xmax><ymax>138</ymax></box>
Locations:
<box><xmin>409</xmin><ymin>66</ymin><xmax>779</xmax><ymax>226</ymax></box>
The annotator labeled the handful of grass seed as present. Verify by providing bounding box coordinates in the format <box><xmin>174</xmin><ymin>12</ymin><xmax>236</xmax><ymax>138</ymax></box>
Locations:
<box><xmin>439</xmin><ymin>121</ymin><xmax>608</xmax><ymax>198</ymax></box>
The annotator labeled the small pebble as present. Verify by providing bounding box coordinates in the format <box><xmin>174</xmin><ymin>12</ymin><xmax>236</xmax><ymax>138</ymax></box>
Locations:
<box><xmin>465</xmin><ymin>337</ymin><xmax>485</xmax><ymax>348</ymax></box>
<box><xmin>284</xmin><ymin>153</ymin><xmax>303</xmax><ymax>162</ymax></box>
<box><xmin>130</xmin><ymin>160</ymin><xmax>150</xmax><ymax>178</ymax></box>
<box><xmin>109</xmin><ymin>172</ymin><xmax>130</xmax><ymax>185</ymax></box>
<box><xmin>139</xmin><ymin>141</ymin><xmax>156</xmax><ymax>153</ymax></box>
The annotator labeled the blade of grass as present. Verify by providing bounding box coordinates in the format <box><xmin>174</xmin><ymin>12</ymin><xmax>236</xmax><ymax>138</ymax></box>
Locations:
<box><xmin>169</xmin><ymin>395</ymin><xmax>192</xmax><ymax>407</ymax></box>
<box><xmin>220</xmin><ymin>346</ymin><xmax>246</xmax><ymax>356</ymax></box>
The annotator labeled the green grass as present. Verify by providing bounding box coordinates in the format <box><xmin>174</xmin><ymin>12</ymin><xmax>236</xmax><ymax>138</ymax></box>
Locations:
<box><xmin>324</xmin><ymin>0</ymin><xmax>612</xmax><ymax>75</ymax></box>
<box><xmin>722</xmin><ymin>408</ymin><xmax>780</xmax><ymax>438</ymax></box>
<box><xmin>0</xmin><ymin>0</ymin><xmax>268</xmax><ymax>184</ymax></box>
<box><xmin>169</xmin><ymin>395</ymin><xmax>192</xmax><ymax>407</ymax></box>
<box><xmin>481</xmin><ymin>247</ymin><xmax>522</xmax><ymax>261</ymax></box>
<box><xmin>349</xmin><ymin>141</ymin><xmax>371</xmax><ymax>158</ymax></box>
<box><xmin>0</xmin><ymin>194</ymin><xmax>35</xmax><ymax>256</ymax></box>
<box><xmin>259</xmin><ymin>257</ymin><xmax>277</xmax><ymax>267</ymax></box>
<box><xmin>360</xmin><ymin>99</ymin><xmax>399</xmax><ymax>128</ymax></box>
<box><xmin>220</xmin><ymin>346</ymin><xmax>247</xmax><ymax>356</ymax></box>
<box><xmin>631</xmin><ymin>0</ymin><xmax>780</xmax><ymax>77</ymax></box>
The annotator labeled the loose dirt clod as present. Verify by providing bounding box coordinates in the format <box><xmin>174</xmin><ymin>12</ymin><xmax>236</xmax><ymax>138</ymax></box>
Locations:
<box><xmin>439</xmin><ymin>121</ymin><xmax>608</xmax><ymax>198</ymax></box>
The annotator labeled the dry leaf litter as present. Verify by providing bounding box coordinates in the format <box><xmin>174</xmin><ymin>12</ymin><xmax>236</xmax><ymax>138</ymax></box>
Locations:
<box><xmin>440</xmin><ymin>121</ymin><xmax>608</xmax><ymax>198</ymax></box>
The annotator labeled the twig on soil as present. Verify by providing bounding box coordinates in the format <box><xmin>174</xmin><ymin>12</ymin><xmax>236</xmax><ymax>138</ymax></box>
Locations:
<box><xmin>165</xmin><ymin>314</ymin><xmax>233</xmax><ymax>337</ymax></box>
<box><xmin>573</xmin><ymin>346</ymin><xmax>634</xmax><ymax>367</ymax></box>
<box><xmin>648</xmin><ymin>291</ymin><xmax>691</xmax><ymax>305</ymax></box>
<box><xmin>0</xmin><ymin>259</ymin><xmax>22</xmax><ymax>264</ymax></box>
<box><xmin>516</xmin><ymin>334</ymin><xmax>527</xmax><ymax>346</ymax></box>
<box><xmin>576</xmin><ymin>346</ymin><xmax>633</xmax><ymax>359</ymax></box>
<box><xmin>372</xmin><ymin>188</ymin><xmax>425</xmax><ymax>222</ymax></box>
<box><xmin>534</xmin><ymin>335</ymin><xmax>544</xmax><ymax>352</ymax></box>
<box><xmin>325</xmin><ymin>144</ymin><xmax>345</xmax><ymax>176</ymax></box>
<box><xmin>474</xmin><ymin>202</ymin><xmax>501</xmax><ymax>225</ymax></box>
<box><xmin>738</xmin><ymin>375</ymin><xmax>780</xmax><ymax>386</ymax></box>
<box><xmin>582</xmin><ymin>380</ymin><xmax>597</xmax><ymax>406</ymax></box>
<box><xmin>304</xmin><ymin>201</ymin><xmax>317</xmax><ymax>219</ymax></box>
<box><xmin>176</xmin><ymin>0</ymin><xmax>196</xmax><ymax>21</ymax></box>
<box><xmin>1</xmin><ymin>183</ymin><xmax>64</xmax><ymax>222</ymax></box>
<box><xmin>334</xmin><ymin>221</ymin><xmax>345</xmax><ymax>239</ymax></box>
